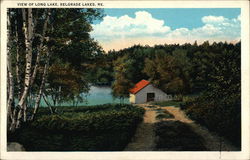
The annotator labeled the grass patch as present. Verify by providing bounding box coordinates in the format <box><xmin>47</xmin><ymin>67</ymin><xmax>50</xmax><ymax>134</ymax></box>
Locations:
<box><xmin>145</xmin><ymin>105</ymin><xmax>157</xmax><ymax>108</ymax></box>
<box><xmin>152</xmin><ymin>100</ymin><xmax>183</xmax><ymax>107</ymax></box>
<box><xmin>154</xmin><ymin>108</ymin><xmax>165</xmax><ymax>112</ymax></box>
<box><xmin>156</xmin><ymin>113</ymin><xmax>174</xmax><ymax>120</ymax></box>
<box><xmin>156</xmin><ymin>110</ymin><xmax>175</xmax><ymax>120</ymax></box>
<box><xmin>154</xmin><ymin>121</ymin><xmax>206</xmax><ymax>151</ymax></box>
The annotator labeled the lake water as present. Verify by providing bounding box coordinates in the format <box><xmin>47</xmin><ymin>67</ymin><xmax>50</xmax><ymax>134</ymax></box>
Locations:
<box><xmin>40</xmin><ymin>86</ymin><xmax>129</xmax><ymax>107</ymax></box>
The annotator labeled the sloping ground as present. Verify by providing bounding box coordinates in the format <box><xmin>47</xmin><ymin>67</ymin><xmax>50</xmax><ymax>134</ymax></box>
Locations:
<box><xmin>124</xmin><ymin>104</ymin><xmax>238</xmax><ymax>151</ymax></box>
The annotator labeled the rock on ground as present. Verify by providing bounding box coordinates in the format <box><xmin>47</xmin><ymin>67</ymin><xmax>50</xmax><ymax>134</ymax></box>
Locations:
<box><xmin>7</xmin><ymin>142</ymin><xmax>25</xmax><ymax>151</ymax></box>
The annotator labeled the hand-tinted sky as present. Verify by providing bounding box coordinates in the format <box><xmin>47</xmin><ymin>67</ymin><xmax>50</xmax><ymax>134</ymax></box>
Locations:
<box><xmin>91</xmin><ymin>8</ymin><xmax>241</xmax><ymax>51</ymax></box>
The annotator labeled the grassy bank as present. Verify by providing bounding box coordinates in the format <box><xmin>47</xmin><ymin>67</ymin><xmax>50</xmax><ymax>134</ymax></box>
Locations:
<box><xmin>8</xmin><ymin>104</ymin><xmax>145</xmax><ymax>151</ymax></box>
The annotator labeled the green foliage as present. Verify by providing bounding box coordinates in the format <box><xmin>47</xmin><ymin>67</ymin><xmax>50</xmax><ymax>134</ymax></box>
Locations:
<box><xmin>184</xmin><ymin>94</ymin><xmax>241</xmax><ymax>147</ymax></box>
<box><xmin>47</xmin><ymin>62</ymin><xmax>89</xmax><ymax>105</ymax></box>
<box><xmin>112</xmin><ymin>55</ymin><xmax>135</xmax><ymax>98</ymax></box>
<box><xmin>82</xmin><ymin>52</ymin><xmax>114</xmax><ymax>86</ymax></box>
<box><xmin>8</xmin><ymin>104</ymin><xmax>145</xmax><ymax>151</ymax></box>
<box><xmin>45</xmin><ymin>8</ymin><xmax>104</xmax><ymax>104</ymax></box>
<box><xmin>143</xmin><ymin>49</ymin><xmax>191</xmax><ymax>94</ymax></box>
<box><xmin>107</xmin><ymin>42</ymin><xmax>240</xmax><ymax>96</ymax></box>
<box><xmin>183</xmin><ymin>45</ymin><xmax>241</xmax><ymax>147</ymax></box>
<box><xmin>8</xmin><ymin>8</ymin><xmax>104</xmax><ymax>109</ymax></box>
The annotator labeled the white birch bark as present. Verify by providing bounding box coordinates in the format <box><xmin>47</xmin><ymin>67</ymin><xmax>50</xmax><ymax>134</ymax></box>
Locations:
<box><xmin>15</xmin><ymin>15</ymin><xmax>21</xmax><ymax>100</ymax></box>
<box><xmin>31</xmin><ymin>47</ymin><xmax>50</xmax><ymax>120</ymax></box>
<box><xmin>30</xmin><ymin>10</ymin><xmax>50</xmax><ymax>86</ymax></box>
<box><xmin>15</xmin><ymin>8</ymin><xmax>34</xmax><ymax>129</ymax></box>
<box><xmin>7</xmin><ymin>9</ymin><xmax>15</xmax><ymax>125</ymax></box>
<box><xmin>30</xmin><ymin>9</ymin><xmax>51</xmax><ymax>120</ymax></box>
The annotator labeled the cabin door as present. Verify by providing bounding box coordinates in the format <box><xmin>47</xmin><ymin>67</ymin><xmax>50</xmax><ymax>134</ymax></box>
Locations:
<box><xmin>147</xmin><ymin>93</ymin><xmax>155</xmax><ymax>102</ymax></box>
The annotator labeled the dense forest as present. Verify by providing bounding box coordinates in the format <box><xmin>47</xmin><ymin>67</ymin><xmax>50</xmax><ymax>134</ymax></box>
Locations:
<box><xmin>7</xmin><ymin>8</ymin><xmax>240</xmax><ymax>149</ymax></box>
<box><xmin>91</xmin><ymin>42</ymin><xmax>240</xmax><ymax>97</ymax></box>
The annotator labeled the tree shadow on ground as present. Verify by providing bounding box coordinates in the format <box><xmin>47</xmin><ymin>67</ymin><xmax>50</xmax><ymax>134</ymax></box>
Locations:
<box><xmin>154</xmin><ymin>120</ymin><xmax>207</xmax><ymax>151</ymax></box>
<box><xmin>124</xmin><ymin>122</ymin><xmax>156</xmax><ymax>151</ymax></box>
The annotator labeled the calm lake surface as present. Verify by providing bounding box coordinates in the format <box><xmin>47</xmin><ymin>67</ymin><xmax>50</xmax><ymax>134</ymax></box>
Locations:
<box><xmin>40</xmin><ymin>86</ymin><xmax>129</xmax><ymax>107</ymax></box>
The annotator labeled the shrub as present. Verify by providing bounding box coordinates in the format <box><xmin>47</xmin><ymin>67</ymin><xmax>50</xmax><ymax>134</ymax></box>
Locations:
<box><xmin>32</xmin><ymin>103</ymin><xmax>127</xmax><ymax>118</ymax></box>
<box><xmin>8</xmin><ymin>104</ymin><xmax>145</xmax><ymax>151</ymax></box>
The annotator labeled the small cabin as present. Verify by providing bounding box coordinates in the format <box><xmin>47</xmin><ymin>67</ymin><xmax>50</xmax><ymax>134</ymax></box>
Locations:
<box><xmin>129</xmin><ymin>80</ymin><xmax>172</xmax><ymax>104</ymax></box>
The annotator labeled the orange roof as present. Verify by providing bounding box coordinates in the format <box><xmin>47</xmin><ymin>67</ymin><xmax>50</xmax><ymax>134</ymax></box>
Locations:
<box><xmin>129</xmin><ymin>80</ymin><xmax>150</xmax><ymax>94</ymax></box>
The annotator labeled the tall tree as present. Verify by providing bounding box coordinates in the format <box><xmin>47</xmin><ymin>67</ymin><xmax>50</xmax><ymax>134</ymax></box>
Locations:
<box><xmin>44</xmin><ymin>9</ymin><xmax>103</xmax><ymax>106</ymax></box>
<box><xmin>7</xmin><ymin>9</ymin><xmax>15</xmax><ymax>126</ymax></box>
<box><xmin>7</xmin><ymin>8</ymin><xmax>103</xmax><ymax>130</ymax></box>
<box><xmin>143</xmin><ymin>49</ymin><xmax>192</xmax><ymax>96</ymax></box>
<box><xmin>7</xmin><ymin>8</ymin><xmax>51</xmax><ymax>130</ymax></box>
<box><xmin>112</xmin><ymin>55</ymin><xmax>135</xmax><ymax>99</ymax></box>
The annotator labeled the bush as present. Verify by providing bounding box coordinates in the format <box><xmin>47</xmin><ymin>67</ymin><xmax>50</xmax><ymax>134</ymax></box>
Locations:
<box><xmin>8</xmin><ymin>104</ymin><xmax>145</xmax><ymax>151</ymax></box>
<box><xmin>30</xmin><ymin>103</ymin><xmax>127</xmax><ymax>118</ymax></box>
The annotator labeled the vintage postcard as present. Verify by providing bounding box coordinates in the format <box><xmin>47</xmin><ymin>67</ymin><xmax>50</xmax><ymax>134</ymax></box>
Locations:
<box><xmin>0</xmin><ymin>0</ymin><xmax>249</xmax><ymax>160</ymax></box>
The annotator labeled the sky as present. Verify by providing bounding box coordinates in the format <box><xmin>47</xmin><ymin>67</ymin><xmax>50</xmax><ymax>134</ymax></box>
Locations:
<box><xmin>90</xmin><ymin>8</ymin><xmax>241</xmax><ymax>52</ymax></box>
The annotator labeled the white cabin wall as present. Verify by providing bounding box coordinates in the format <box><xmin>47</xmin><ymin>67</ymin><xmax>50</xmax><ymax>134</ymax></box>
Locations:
<box><xmin>134</xmin><ymin>90</ymin><xmax>146</xmax><ymax>104</ymax></box>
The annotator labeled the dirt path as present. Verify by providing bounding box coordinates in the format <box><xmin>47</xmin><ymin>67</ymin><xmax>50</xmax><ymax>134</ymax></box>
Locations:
<box><xmin>124</xmin><ymin>104</ymin><xmax>238</xmax><ymax>151</ymax></box>
<box><xmin>124</xmin><ymin>104</ymin><xmax>158</xmax><ymax>151</ymax></box>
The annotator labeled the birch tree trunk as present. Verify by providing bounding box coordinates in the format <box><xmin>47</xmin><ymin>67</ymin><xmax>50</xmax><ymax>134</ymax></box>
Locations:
<box><xmin>7</xmin><ymin>9</ymin><xmax>15</xmax><ymax>127</ymax></box>
<box><xmin>15</xmin><ymin>11</ymin><xmax>22</xmax><ymax>100</ymax></box>
<box><xmin>14</xmin><ymin>8</ymin><xmax>34</xmax><ymax>129</ymax></box>
<box><xmin>8</xmin><ymin>9</ymin><xmax>52</xmax><ymax>130</ymax></box>
<box><xmin>31</xmin><ymin>47</ymin><xmax>50</xmax><ymax>121</ymax></box>
<box><xmin>7</xmin><ymin>67</ymin><xmax>14</xmax><ymax>123</ymax></box>
<box><xmin>43</xmin><ymin>94</ymin><xmax>55</xmax><ymax>114</ymax></box>
<box><xmin>30</xmin><ymin>10</ymin><xmax>50</xmax><ymax>86</ymax></box>
<box><xmin>30</xmin><ymin>9</ymin><xmax>51</xmax><ymax>120</ymax></box>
